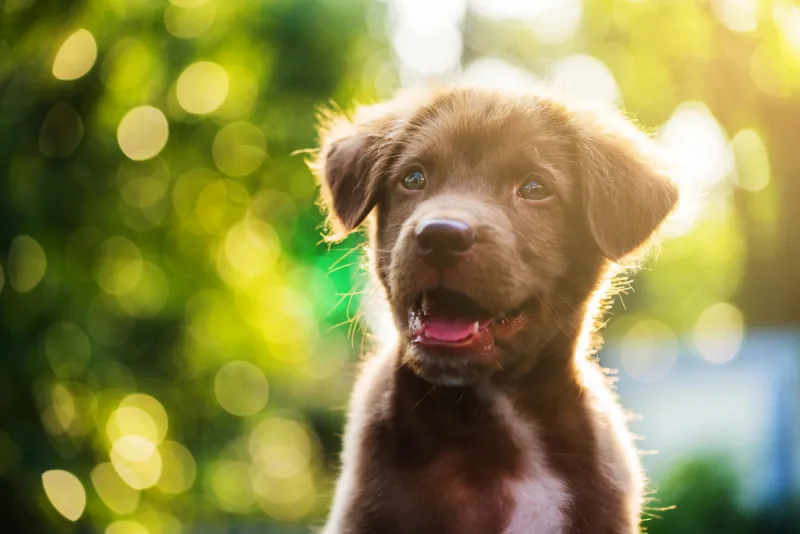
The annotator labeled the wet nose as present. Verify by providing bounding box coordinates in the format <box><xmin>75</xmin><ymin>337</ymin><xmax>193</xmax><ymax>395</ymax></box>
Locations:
<box><xmin>415</xmin><ymin>219</ymin><xmax>475</xmax><ymax>267</ymax></box>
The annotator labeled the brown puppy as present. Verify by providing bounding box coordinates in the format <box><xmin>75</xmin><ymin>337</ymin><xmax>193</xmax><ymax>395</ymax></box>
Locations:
<box><xmin>312</xmin><ymin>87</ymin><xmax>678</xmax><ymax>534</ymax></box>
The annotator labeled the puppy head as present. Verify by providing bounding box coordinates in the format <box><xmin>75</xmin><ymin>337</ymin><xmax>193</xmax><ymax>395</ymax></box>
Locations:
<box><xmin>313</xmin><ymin>88</ymin><xmax>678</xmax><ymax>385</ymax></box>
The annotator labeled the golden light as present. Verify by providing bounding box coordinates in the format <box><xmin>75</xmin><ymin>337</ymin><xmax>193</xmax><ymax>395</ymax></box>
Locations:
<box><xmin>461</xmin><ymin>58</ymin><xmax>541</xmax><ymax>93</ymax></box>
<box><xmin>120</xmin><ymin>394</ymin><xmax>169</xmax><ymax>443</ymax></box>
<box><xmin>470</xmin><ymin>0</ymin><xmax>582</xmax><ymax>43</ymax></box>
<box><xmin>164</xmin><ymin>1</ymin><xmax>217</xmax><ymax>39</ymax></box>
<box><xmin>176</xmin><ymin>61</ymin><xmax>229</xmax><ymax>114</ymax></box>
<box><xmin>106</xmin><ymin>520</ymin><xmax>151</xmax><ymax>534</ymax></box>
<box><xmin>249</xmin><ymin>418</ymin><xmax>314</xmax><ymax>479</ymax></box>
<box><xmin>117</xmin><ymin>106</ymin><xmax>169</xmax><ymax>161</ymax></box>
<box><xmin>712</xmin><ymin>0</ymin><xmax>759</xmax><ymax>33</ymax></box>
<box><xmin>214</xmin><ymin>65</ymin><xmax>258</xmax><ymax>119</ymax></box>
<box><xmin>95</xmin><ymin>236</ymin><xmax>144</xmax><ymax>296</ymax></box>
<box><xmin>45</xmin><ymin>322</ymin><xmax>92</xmax><ymax>378</ymax></box>
<box><xmin>156</xmin><ymin>441</ymin><xmax>197</xmax><ymax>494</ymax></box>
<box><xmin>731</xmin><ymin>129</ymin><xmax>770</xmax><ymax>192</ymax></box>
<box><xmin>620</xmin><ymin>320</ymin><xmax>679</xmax><ymax>383</ymax></box>
<box><xmin>658</xmin><ymin>102</ymin><xmax>733</xmax><ymax>237</ymax></box>
<box><xmin>42</xmin><ymin>470</ymin><xmax>86</xmax><ymax>521</ymax></box>
<box><xmin>101</xmin><ymin>38</ymin><xmax>165</xmax><ymax>101</ymax></box>
<box><xmin>195</xmin><ymin>179</ymin><xmax>251</xmax><ymax>234</ymax></box>
<box><xmin>256</xmin><ymin>285</ymin><xmax>317</xmax><ymax>356</ymax></box>
<box><xmin>106</xmin><ymin>407</ymin><xmax>159</xmax><ymax>444</ymax></box>
<box><xmin>41</xmin><ymin>384</ymin><xmax>76</xmax><ymax>435</ymax></box>
<box><xmin>222</xmin><ymin>220</ymin><xmax>280</xmax><ymax>281</ymax></box>
<box><xmin>550</xmin><ymin>55</ymin><xmax>620</xmax><ymax>106</ymax></box>
<box><xmin>252</xmin><ymin>468</ymin><xmax>316</xmax><ymax>521</ymax></box>
<box><xmin>214</xmin><ymin>361</ymin><xmax>269</xmax><ymax>417</ymax></box>
<box><xmin>115</xmin><ymin>261</ymin><xmax>170</xmax><ymax>318</ymax></box>
<box><xmin>774</xmin><ymin>2</ymin><xmax>800</xmax><ymax>55</ymax></box>
<box><xmin>135</xmin><ymin>507</ymin><xmax>182</xmax><ymax>534</ymax></box>
<box><xmin>111</xmin><ymin>436</ymin><xmax>163</xmax><ymax>489</ymax></box>
<box><xmin>52</xmin><ymin>29</ymin><xmax>97</xmax><ymax>80</ymax></box>
<box><xmin>8</xmin><ymin>235</ymin><xmax>47</xmax><ymax>293</ymax></box>
<box><xmin>91</xmin><ymin>463</ymin><xmax>141</xmax><ymax>515</ymax></box>
<box><xmin>212</xmin><ymin>122</ymin><xmax>267</xmax><ymax>177</ymax></box>
<box><xmin>205</xmin><ymin>460</ymin><xmax>256</xmax><ymax>513</ymax></box>
<box><xmin>693</xmin><ymin>302</ymin><xmax>744</xmax><ymax>364</ymax></box>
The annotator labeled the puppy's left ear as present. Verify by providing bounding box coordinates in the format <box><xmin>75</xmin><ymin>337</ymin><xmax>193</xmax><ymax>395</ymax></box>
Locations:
<box><xmin>575</xmin><ymin>111</ymin><xmax>679</xmax><ymax>261</ymax></box>
<box><xmin>312</xmin><ymin>103</ymin><xmax>403</xmax><ymax>241</ymax></box>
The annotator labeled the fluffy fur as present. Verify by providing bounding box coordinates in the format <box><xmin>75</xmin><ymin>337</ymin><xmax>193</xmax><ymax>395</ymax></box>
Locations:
<box><xmin>311</xmin><ymin>87</ymin><xmax>678</xmax><ymax>534</ymax></box>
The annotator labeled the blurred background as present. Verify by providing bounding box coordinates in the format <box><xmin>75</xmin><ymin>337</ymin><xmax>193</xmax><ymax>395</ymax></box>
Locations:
<box><xmin>1</xmin><ymin>0</ymin><xmax>799</xmax><ymax>532</ymax></box>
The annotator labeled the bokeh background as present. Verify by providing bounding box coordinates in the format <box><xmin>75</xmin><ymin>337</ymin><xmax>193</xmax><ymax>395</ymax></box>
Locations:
<box><xmin>1</xmin><ymin>0</ymin><xmax>799</xmax><ymax>532</ymax></box>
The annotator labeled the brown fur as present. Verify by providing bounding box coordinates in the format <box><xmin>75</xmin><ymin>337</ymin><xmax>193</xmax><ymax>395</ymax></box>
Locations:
<box><xmin>312</xmin><ymin>87</ymin><xmax>678</xmax><ymax>534</ymax></box>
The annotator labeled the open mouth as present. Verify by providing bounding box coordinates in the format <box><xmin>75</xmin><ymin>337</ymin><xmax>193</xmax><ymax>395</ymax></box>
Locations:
<box><xmin>408</xmin><ymin>287</ymin><xmax>527</xmax><ymax>350</ymax></box>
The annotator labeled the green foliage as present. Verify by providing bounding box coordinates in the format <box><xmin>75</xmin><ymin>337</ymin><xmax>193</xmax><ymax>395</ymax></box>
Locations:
<box><xmin>1</xmin><ymin>0</ymin><xmax>798</xmax><ymax>532</ymax></box>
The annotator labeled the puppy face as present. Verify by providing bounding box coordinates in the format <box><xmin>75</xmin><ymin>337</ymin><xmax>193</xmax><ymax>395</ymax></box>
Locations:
<box><xmin>314</xmin><ymin>89</ymin><xmax>678</xmax><ymax>385</ymax></box>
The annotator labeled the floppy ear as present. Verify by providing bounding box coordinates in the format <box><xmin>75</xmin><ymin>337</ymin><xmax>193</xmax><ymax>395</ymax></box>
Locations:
<box><xmin>575</xmin><ymin>111</ymin><xmax>679</xmax><ymax>261</ymax></box>
<box><xmin>312</xmin><ymin>104</ymin><xmax>401</xmax><ymax>240</ymax></box>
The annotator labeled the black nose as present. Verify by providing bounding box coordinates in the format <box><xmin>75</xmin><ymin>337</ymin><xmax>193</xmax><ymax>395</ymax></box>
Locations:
<box><xmin>415</xmin><ymin>219</ymin><xmax>474</xmax><ymax>266</ymax></box>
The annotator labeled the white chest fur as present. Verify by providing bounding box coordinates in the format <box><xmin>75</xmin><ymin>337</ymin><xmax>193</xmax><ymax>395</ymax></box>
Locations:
<box><xmin>493</xmin><ymin>394</ymin><xmax>571</xmax><ymax>534</ymax></box>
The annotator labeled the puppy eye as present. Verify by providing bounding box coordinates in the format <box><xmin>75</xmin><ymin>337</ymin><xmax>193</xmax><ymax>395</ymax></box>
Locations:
<box><xmin>402</xmin><ymin>170</ymin><xmax>426</xmax><ymax>191</ymax></box>
<box><xmin>517</xmin><ymin>179</ymin><xmax>549</xmax><ymax>201</ymax></box>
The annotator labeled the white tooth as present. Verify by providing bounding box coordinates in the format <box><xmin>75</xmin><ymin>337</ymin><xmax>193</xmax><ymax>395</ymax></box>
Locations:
<box><xmin>412</xmin><ymin>316</ymin><xmax>422</xmax><ymax>333</ymax></box>
<box><xmin>472</xmin><ymin>321</ymin><xmax>479</xmax><ymax>334</ymax></box>
<box><xmin>421</xmin><ymin>292</ymin><xmax>431</xmax><ymax>314</ymax></box>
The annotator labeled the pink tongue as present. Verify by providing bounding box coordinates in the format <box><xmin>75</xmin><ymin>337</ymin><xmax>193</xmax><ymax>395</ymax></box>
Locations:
<box><xmin>422</xmin><ymin>317</ymin><xmax>476</xmax><ymax>342</ymax></box>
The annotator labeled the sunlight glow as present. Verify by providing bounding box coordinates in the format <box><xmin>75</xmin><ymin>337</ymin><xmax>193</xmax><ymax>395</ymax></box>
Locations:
<box><xmin>249</xmin><ymin>418</ymin><xmax>314</xmax><ymax>479</ymax></box>
<box><xmin>470</xmin><ymin>0</ymin><xmax>549</xmax><ymax>20</ymax></box>
<box><xmin>205</xmin><ymin>460</ymin><xmax>255</xmax><ymax>513</ymax></box>
<box><xmin>549</xmin><ymin>54</ymin><xmax>620</xmax><ymax>106</ymax></box>
<box><xmin>732</xmin><ymin>129</ymin><xmax>771</xmax><ymax>192</ymax></box>
<box><xmin>620</xmin><ymin>320</ymin><xmax>679</xmax><ymax>383</ymax></box>
<box><xmin>693</xmin><ymin>302</ymin><xmax>744</xmax><ymax>364</ymax></box>
<box><xmin>111</xmin><ymin>436</ymin><xmax>163</xmax><ymax>490</ymax></box>
<box><xmin>658</xmin><ymin>102</ymin><xmax>734</xmax><ymax>237</ymax></box>
<box><xmin>392</xmin><ymin>25</ymin><xmax>462</xmax><ymax>76</ymax></box>
<box><xmin>176</xmin><ymin>61</ymin><xmax>229</xmax><ymax>114</ymax></box>
<box><xmin>95</xmin><ymin>236</ymin><xmax>144</xmax><ymax>296</ymax></box>
<box><xmin>391</xmin><ymin>0</ymin><xmax>466</xmax><ymax>30</ymax></box>
<box><xmin>53</xmin><ymin>29</ymin><xmax>97</xmax><ymax>80</ymax></box>
<box><xmin>214</xmin><ymin>361</ymin><xmax>269</xmax><ymax>417</ymax></box>
<box><xmin>91</xmin><ymin>463</ymin><xmax>141</xmax><ymax>515</ymax></box>
<box><xmin>155</xmin><ymin>441</ymin><xmax>197</xmax><ymax>494</ymax></box>
<box><xmin>42</xmin><ymin>470</ymin><xmax>86</xmax><ymax>521</ymax></box>
<box><xmin>117</xmin><ymin>106</ymin><xmax>169</xmax><ymax>161</ymax></box>
<box><xmin>165</xmin><ymin>1</ymin><xmax>217</xmax><ymax>39</ymax></box>
<box><xmin>106</xmin><ymin>520</ymin><xmax>151</xmax><ymax>534</ymax></box>
<box><xmin>212</xmin><ymin>122</ymin><xmax>267</xmax><ymax>177</ymax></box>
<box><xmin>774</xmin><ymin>1</ymin><xmax>800</xmax><ymax>54</ymax></box>
<box><xmin>460</xmin><ymin>58</ymin><xmax>541</xmax><ymax>92</ymax></box>
<box><xmin>712</xmin><ymin>0</ymin><xmax>759</xmax><ymax>33</ymax></box>
<box><xmin>222</xmin><ymin>219</ymin><xmax>280</xmax><ymax>281</ymax></box>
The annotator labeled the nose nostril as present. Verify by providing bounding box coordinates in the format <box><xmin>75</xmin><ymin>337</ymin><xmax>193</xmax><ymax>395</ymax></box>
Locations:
<box><xmin>415</xmin><ymin>219</ymin><xmax>475</xmax><ymax>257</ymax></box>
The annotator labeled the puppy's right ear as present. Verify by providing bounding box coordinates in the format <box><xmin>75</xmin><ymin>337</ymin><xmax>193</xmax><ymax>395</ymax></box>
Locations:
<box><xmin>312</xmin><ymin>104</ymin><xmax>401</xmax><ymax>240</ymax></box>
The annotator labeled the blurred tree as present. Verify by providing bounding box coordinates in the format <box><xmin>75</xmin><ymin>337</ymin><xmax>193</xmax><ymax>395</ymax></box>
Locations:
<box><xmin>1</xmin><ymin>0</ymin><xmax>798</xmax><ymax>532</ymax></box>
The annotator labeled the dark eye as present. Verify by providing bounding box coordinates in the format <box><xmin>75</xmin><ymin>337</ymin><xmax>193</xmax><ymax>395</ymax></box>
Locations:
<box><xmin>517</xmin><ymin>179</ymin><xmax>550</xmax><ymax>201</ymax></box>
<box><xmin>402</xmin><ymin>171</ymin><xmax>426</xmax><ymax>191</ymax></box>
